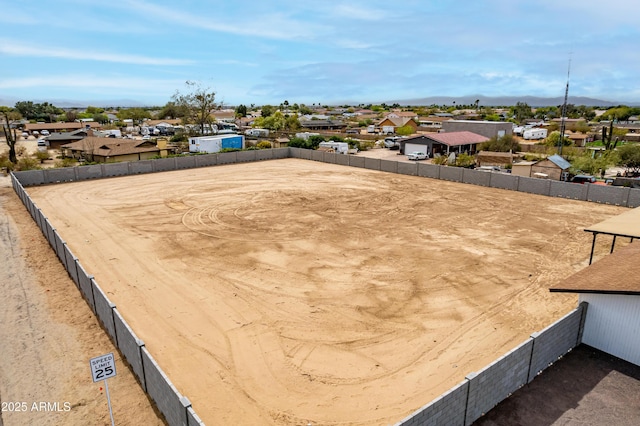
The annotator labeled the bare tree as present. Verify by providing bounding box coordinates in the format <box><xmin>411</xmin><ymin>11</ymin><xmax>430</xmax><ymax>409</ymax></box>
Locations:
<box><xmin>171</xmin><ymin>81</ymin><xmax>217</xmax><ymax>135</ymax></box>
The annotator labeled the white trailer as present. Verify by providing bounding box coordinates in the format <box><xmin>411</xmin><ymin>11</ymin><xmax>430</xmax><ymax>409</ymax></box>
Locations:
<box><xmin>318</xmin><ymin>141</ymin><xmax>349</xmax><ymax>154</ymax></box>
<box><xmin>189</xmin><ymin>135</ymin><xmax>245</xmax><ymax>153</ymax></box>
<box><xmin>522</xmin><ymin>128</ymin><xmax>548</xmax><ymax>140</ymax></box>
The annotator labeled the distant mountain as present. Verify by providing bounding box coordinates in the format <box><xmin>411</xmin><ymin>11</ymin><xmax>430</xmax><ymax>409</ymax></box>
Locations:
<box><xmin>0</xmin><ymin>97</ymin><xmax>149</xmax><ymax>108</ymax></box>
<box><xmin>384</xmin><ymin>95</ymin><xmax>639</xmax><ymax>107</ymax></box>
<box><xmin>387</xmin><ymin>95</ymin><xmax>640</xmax><ymax>108</ymax></box>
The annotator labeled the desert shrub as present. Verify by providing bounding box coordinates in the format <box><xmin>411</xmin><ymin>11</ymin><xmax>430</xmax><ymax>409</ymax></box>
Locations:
<box><xmin>256</xmin><ymin>141</ymin><xmax>272</xmax><ymax>149</ymax></box>
<box><xmin>16</xmin><ymin>157</ymin><xmax>41</xmax><ymax>171</ymax></box>
<box><xmin>432</xmin><ymin>155</ymin><xmax>448</xmax><ymax>165</ymax></box>
<box><xmin>455</xmin><ymin>153</ymin><xmax>476</xmax><ymax>168</ymax></box>
<box><xmin>54</xmin><ymin>158</ymin><xmax>76</xmax><ymax>168</ymax></box>
<box><xmin>35</xmin><ymin>151</ymin><xmax>50</xmax><ymax>163</ymax></box>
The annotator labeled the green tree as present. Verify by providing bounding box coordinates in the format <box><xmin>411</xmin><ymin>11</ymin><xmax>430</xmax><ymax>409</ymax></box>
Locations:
<box><xmin>117</xmin><ymin>107</ymin><xmax>151</xmax><ymax>124</ymax></box>
<box><xmin>235</xmin><ymin>104</ymin><xmax>247</xmax><ymax>117</ymax></box>
<box><xmin>480</xmin><ymin>134</ymin><xmax>521</xmax><ymax>152</ymax></box>
<box><xmin>511</xmin><ymin>102</ymin><xmax>533</xmax><ymax>123</ymax></box>
<box><xmin>260</xmin><ymin>105</ymin><xmax>276</xmax><ymax>118</ymax></box>
<box><xmin>1</xmin><ymin>106</ymin><xmax>22</xmax><ymax>163</ymax></box>
<box><xmin>395</xmin><ymin>125</ymin><xmax>414</xmax><ymax>136</ymax></box>
<box><xmin>545</xmin><ymin>131</ymin><xmax>572</xmax><ymax>147</ymax></box>
<box><xmin>574</xmin><ymin>120</ymin><xmax>591</xmax><ymax>134</ymax></box>
<box><xmin>156</xmin><ymin>101</ymin><xmax>186</xmax><ymax>120</ymax></box>
<box><xmin>617</xmin><ymin>144</ymin><xmax>640</xmax><ymax>175</ymax></box>
<box><xmin>171</xmin><ymin>81</ymin><xmax>217</xmax><ymax>135</ymax></box>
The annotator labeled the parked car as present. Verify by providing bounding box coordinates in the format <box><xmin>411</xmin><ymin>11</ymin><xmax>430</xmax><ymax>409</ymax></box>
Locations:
<box><xmin>476</xmin><ymin>165</ymin><xmax>502</xmax><ymax>172</ymax></box>
<box><xmin>571</xmin><ymin>174</ymin><xmax>596</xmax><ymax>184</ymax></box>
<box><xmin>36</xmin><ymin>139</ymin><xmax>48</xmax><ymax>152</ymax></box>
<box><xmin>407</xmin><ymin>151</ymin><xmax>427</xmax><ymax>160</ymax></box>
<box><xmin>40</xmin><ymin>130</ymin><xmax>50</xmax><ymax>136</ymax></box>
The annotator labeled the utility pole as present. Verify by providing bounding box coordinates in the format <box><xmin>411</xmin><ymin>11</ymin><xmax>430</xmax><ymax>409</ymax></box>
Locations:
<box><xmin>558</xmin><ymin>55</ymin><xmax>572</xmax><ymax>156</ymax></box>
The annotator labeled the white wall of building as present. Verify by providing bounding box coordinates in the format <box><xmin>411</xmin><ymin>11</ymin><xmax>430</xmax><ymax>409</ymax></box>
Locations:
<box><xmin>579</xmin><ymin>293</ymin><xmax>640</xmax><ymax>366</ymax></box>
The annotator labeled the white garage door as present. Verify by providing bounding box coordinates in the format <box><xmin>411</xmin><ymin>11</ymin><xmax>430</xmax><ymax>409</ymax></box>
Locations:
<box><xmin>405</xmin><ymin>143</ymin><xmax>429</xmax><ymax>156</ymax></box>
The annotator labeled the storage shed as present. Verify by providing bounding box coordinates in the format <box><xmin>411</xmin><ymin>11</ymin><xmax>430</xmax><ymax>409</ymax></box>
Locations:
<box><xmin>531</xmin><ymin>154</ymin><xmax>571</xmax><ymax>180</ymax></box>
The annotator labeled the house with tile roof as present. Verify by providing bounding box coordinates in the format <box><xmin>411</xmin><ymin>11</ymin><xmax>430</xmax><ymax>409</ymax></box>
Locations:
<box><xmin>61</xmin><ymin>137</ymin><xmax>166</xmax><ymax>163</ymax></box>
<box><xmin>399</xmin><ymin>131</ymin><xmax>489</xmax><ymax>157</ymax></box>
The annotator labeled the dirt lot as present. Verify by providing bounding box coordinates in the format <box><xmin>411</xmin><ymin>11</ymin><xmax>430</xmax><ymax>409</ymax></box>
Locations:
<box><xmin>0</xmin><ymin>175</ymin><xmax>164</xmax><ymax>426</ymax></box>
<box><xmin>20</xmin><ymin>158</ymin><xmax>626</xmax><ymax>425</ymax></box>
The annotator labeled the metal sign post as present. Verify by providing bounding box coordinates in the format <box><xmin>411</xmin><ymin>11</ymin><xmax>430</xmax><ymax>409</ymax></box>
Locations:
<box><xmin>90</xmin><ymin>352</ymin><xmax>117</xmax><ymax>426</ymax></box>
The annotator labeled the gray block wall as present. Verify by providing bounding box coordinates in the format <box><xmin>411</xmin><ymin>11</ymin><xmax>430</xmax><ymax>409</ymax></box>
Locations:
<box><xmin>517</xmin><ymin>176</ymin><xmax>551</xmax><ymax>196</ymax></box>
<box><xmin>153</xmin><ymin>157</ymin><xmax>177</xmax><ymax>172</ymax></box>
<box><xmin>102</xmin><ymin>162</ymin><xmax>130</xmax><ymax>177</ymax></box>
<box><xmin>549</xmin><ymin>181</ymin><xmax>588</xmax><ymax>200</ymax></box>
<box><xmin>527</xmin><ymin>303</ymin><xmax>585</xmax><ymax>382</ymax></box>
<box><xmin>255</xmin><ymin>149</ymin><xmax>273</xmax><ymax>161</ymax></box>
<box><xmin>113</xmin><ymin>308</ymin><xmax>146</xmax><ymax>391</ymax></box>
<box><xmin>288</xmin><ymin>147</ymin><xmax>302</xmax><ymax>158</ymax></box>
<box><xmin>195</xmin><ymin>154</ymin><xmax>218</xmax><ymax>167</ymax></box>
<box><xmin>462</xmin><ymin>169</ymin><xmax>491</xmax><ymax>187</ymax></box>
<box><xmin>398</xmin><ymin>162</ymin><xmax>418</xmax><ymax>176</ymax></box>
<box><xmin>129</xmin><ymin>160</ymin><xmax>154</xmax><ymax>175</ymax></box>
<box><xmin>418</xmin><ymin>163</ymin><xmax>440</xmax><ymax>179</ymax></box>
<box><xmin>464</xmin><ymin>338</ymin><xmax>534</xmax><ymax>425</ymax></box>
<box><xmin>53</xmin><ymin>230</ymin><xmax>67</xmax><ymax>268</ymax></box>
<box><xmin>175</xmin><ymin>156</ymin><xmax>197</xmax><ymax>170</ymax></box>
<box><xmin>44</xmin><ymin>168</ymin><xmax>76</xmax><ymax>184</ymax></box>
<box><xmin>489</xmin><ymin>173</ymin><xmax>518</xmax><ymax>191</ymax></box>
<box><xmin>628</xmin><ymin>188</ymin><xmax>640</xmax><ymax>208</ymax></box>
<box><xmin>364</xmin><ymin>157</ymin><xmax>381</xmax><ymax>171</ymax></box>
<box><xmin>396</xmin><ymin>380</ymin><xmax>469</xmax><ymax>426</ymax></box>
<box><xmin>63</xmin><ymin>244</ymin><xmax>80</xmax><ymax>288</ymax></box>
<box><xmin>76</xmin><ymin>164</ymin><xmax>104</xmax><ymax>181</ymax></box>
<box><xmin>273</xmin><ymin>147</ymin><xmax>289</xmax><ymax>159</ymax></box>
<box><xmin>92</xmin><ymin>279</ymin><xmax>117</xmax><ymax>345</ymax></box>
<box><xmin>217</xmin><ymin>151</ymin><xmax>237</xmax><ymax>164</ymax></box>
<box><xmin>381</xmin><ymin>159</ymin><xmax>398</xmax><ymax>174</ymax></box>
<box><xmin>349</xmin><ymin>156</ymin><xmax>365</xmax><ymax>168</ymax></box>
<box><xmin>440</xmin><ymin>166</ymin><xmax>463</xmax><ymax>183</ymax></box>
<box><xmin>44</xmin><ymin>219</ymin><xmax>55</xmax><ymax>250</ymax></box>
<box><xmin>237</xmin><ymin>150</ymin><xmax>257</xmax><ymax>163</ymax></box>
<box><xmin>310</xmin><ymin>150</ymin><xmax>324</xmax><ymax>162</ymax></box>
<box><xmin>188</xmin><ymin>407</ymin><xmax>206</xmax><ymax>426</ymax></box>
<box><xmin>141</xmin><ymin>347</ymin><xmax>191</xmax><ymax>426</ymax></box>
<box><xmin>335</xmin><ymin>154</ymin><xmax>350</xmax><ymax>166</ymax></box>
<box><xmin>587</xmin><ymin>184</ymin><xmax>626</xmax><ymax>205</ymax></box>
<box><xmin>76</xmin><ymin>262</ymin><xmax>96</xmax><ymax>313</ymax></box>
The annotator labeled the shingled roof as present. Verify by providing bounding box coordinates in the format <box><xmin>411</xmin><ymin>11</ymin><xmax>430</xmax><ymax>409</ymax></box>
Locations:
<box><xmin>61</xmin><ymin>137</ymin><xmax>160</xmax><ymax>157</ymax></box>
<box><xmin>426</xmin><ymin>131</ymin><xmax>489</xmax><ymax>146</ymax></box>
<box><xmin>550</xmin><ymin>242</ymin><xmax>640</xmax><ymax>295</ymax></box>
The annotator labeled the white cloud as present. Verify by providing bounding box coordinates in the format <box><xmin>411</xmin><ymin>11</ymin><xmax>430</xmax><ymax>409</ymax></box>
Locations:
<box><xmin>0</xmin><ymin>40</ymin><xmax>193</xmax><ymax>66</ymax></box>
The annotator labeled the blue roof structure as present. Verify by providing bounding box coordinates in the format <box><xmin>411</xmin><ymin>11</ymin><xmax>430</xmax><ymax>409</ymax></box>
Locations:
<box><xmin>547</xmin><ymin>154</ymin><xmax>572</xmax><ymax>170</ymax></box>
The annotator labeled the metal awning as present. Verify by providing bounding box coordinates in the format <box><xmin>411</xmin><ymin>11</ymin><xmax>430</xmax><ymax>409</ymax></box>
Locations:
<box><xmin>585</xmin><ymin>207</ymin><xmax>640</xmax><ymax>264</ymax></box>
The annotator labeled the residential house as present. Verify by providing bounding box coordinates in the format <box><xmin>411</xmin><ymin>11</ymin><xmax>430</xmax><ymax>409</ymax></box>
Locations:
<box><xmin>299</xmin><ymin>120</ymin><xmax>347</xmax><ymax>131</ymax></box>
<box><xmin>24</xmin><ymin>121</ymin><xmax>101</xmax><ymax>135</ymax></box>
<box><xmin>550</xmin><ymin>239</ymin><xmax>640</xmax><ymax>367</ymax></box>
<box><xmin>399</xmin><ymin>131</ymin><xmax>489</xmax><ymax>157</ymax></box>
<box><xmin>377</xmin><ymin>116</ymin><xmax>418</xmax><ymax>134</ymax></box>
<box><xmin>61</xmin><ymin>137</ymin><xmax>166</xmax><ymax>163</ymax></box>
<box><xmin>44</xmin><ymin>128</ymin><xmax>91</xmax><ymax>150</ymax></box>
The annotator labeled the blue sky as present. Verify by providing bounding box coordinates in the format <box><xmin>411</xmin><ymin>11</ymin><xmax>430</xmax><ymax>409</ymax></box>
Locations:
<box><xmin>1</xmin><ymin>0</ymin><xmax>639</xmax><ymax>107</ymax></box>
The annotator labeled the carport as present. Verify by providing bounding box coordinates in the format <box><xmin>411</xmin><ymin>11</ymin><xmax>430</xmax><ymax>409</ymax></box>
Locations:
<box><xmin>585</xmin><ymin>206</ymin><xmax>640</xmax><ymax>264</ymax></box>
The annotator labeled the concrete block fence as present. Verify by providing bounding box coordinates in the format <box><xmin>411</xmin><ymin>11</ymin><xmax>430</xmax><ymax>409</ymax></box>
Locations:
<box><xmin>395</xmin><ymin>302</ymin><xmax>588</xmax><ymax>426</ymax></box>
<box><xmin>8</xmin><ymin>173</ymin><xmax>205</xmax><ymax>426</ymax></box>
<box><xmin>12</xmin><ymin>148</ymin><xmax>640</xmax><ymax>207</ymax></box>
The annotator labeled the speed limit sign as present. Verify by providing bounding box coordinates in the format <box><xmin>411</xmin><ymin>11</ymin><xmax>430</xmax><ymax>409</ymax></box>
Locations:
<box><xmin>90</xmin><ymin>353</ymin><xmax>117</xmax><ymax>382</ymax></box>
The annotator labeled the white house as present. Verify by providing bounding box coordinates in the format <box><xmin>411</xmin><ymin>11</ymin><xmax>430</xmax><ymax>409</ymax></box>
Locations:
<box><xmin>550</xmin><ymin>241</ymin><xmax>640</xmax><ymax>366</ymax></box>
